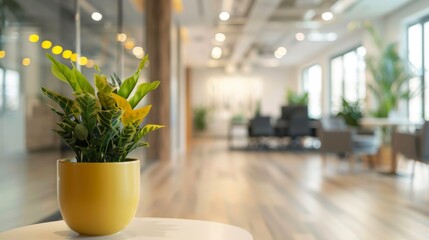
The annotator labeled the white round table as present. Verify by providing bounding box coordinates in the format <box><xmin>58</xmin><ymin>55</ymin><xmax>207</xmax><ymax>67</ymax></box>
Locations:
<box><xmin>0</xmin><ymin>218</ymin><xmax>253</xmax><ymax>240</ymax></box>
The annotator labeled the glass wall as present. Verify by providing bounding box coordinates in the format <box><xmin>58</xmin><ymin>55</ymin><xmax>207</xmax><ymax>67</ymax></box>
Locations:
<box><xmin>302</xmin><ymin>64</ymin><xmax>322</xmax><ymax>119</ymax></box>
<box><xmin>0</xmin><ymin>0</ymin><xmax>146</xmax><ymax>158</ymax></box>
<box><xmin>330</xmin><ymin>46</ymin><xmax>366</xmax><ymax>114</ymax></box>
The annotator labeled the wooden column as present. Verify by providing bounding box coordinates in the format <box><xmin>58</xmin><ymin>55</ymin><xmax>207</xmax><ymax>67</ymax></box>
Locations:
<box><xmin>146</xmin><ymin>0</ymin><xmax>171</xmax><ymax>161</ymax></box>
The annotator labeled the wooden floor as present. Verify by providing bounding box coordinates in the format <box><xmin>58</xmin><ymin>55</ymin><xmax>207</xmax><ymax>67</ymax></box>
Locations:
<box><xmin>2</xmin><ymin>139</ymin><xmax>429</xmax><ymax>239</ymax></box>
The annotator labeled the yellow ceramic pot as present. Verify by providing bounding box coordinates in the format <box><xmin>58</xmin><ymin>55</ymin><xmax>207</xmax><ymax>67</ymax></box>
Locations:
<box><xmin>57</xmin><ymin>159</ymin><xmax>140</xmax><ymax>236</ymax></box>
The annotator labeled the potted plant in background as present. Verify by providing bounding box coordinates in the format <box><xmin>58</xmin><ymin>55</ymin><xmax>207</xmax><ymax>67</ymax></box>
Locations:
<box><xmin>193</xmin><ymin>106</ymin><xmax>208</xmax><ymax>133</ymax></box>
<box><xmin>336</xmin><ymin>98</ymin><xmax>363</xmax><ymax>127</ymax></box>
<box><xmin>42</xmin><ymin>54</ymin><xmax>163</xmax><ymax>236</ymax></box>
<box><xmin>285</xmin><ymin>88</ymin><xmax>308</xmax><ymax>106</ymax></box>
<box><xmin>364</xmin><ymin>23</ymin><xmax>415</xmax><ymax>118</ymax></box>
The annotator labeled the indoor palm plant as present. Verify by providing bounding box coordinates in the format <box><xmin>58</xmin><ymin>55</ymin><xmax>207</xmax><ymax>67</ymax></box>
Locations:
<box><xmin>42</xmin><ymin>53</ymin><xmax>163</xmax><ymax>236</ymax></box>
<box><xmin>365</xmin><ymin>23</ymin><xmax>414</xmax><ymax>118</ymax></box>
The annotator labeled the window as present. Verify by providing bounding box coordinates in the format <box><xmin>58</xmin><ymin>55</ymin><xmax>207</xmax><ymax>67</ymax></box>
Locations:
<box><xmin>0</xmin><ymin>68</ymin><xmax>3</xmax><ymax>110</ymax></box>
<box><xmin>5</xmin><ymin>70</ymin><xmax>19</xmax><ymax>111</ymax></box>
<box><xmin>407</xmin><ymin>16</ymin><xmax>429</xmax><ymax>121</ymax></box>
<box><xmin>330</xmin><ymin>46</ymin><xmax>366</xmax><ymax>114</ymax></box>
<box><xmin>302</xmin><ymin>64</ymin><xmax>322</xmax><ymax>119</ymax></box>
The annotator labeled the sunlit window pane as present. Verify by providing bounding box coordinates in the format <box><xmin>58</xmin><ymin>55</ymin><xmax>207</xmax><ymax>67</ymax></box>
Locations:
<box><xmin>330</xmin><ymin>46</ymin><xmax>366</xmax><ymax>114</ymax></box>
<box><xmin>5</xmin><ymin>70</ymin><xmax>20</xmax><ymax>111</ymax></box>
<box><xmin>425</xmin><ymin>22</ymin><xmax>429</xmax><ymax>119</ymax></box>
<box><xmin>0</xmin><ymin>68</ymin><xmax>3</xmax><ymax>109</ymax></box>
<box><xmin>408</xmin><ymin>23</ymin><xmax>423</xmax><ymax>120</ymax></box>
<box><xmin>303</xmin><ymin>65</ymin><xmax>322</xmax><ymax>119</ymax></box>
<box><xmin>330</xmin><ymin>57</ymin><xmax>343</xmax><ymax>113</ymax></box>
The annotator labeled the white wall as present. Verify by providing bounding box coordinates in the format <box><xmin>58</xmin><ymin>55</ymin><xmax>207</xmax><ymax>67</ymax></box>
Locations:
<box><xmin>191</xmin><ymin>67</ymin><xmax>297</xmax><ymax>137</ymax></box>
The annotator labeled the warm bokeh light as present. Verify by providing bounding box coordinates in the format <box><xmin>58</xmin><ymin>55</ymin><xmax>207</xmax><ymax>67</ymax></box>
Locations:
<box><xmin>117</xmin><ymin>33</ymin><xmax>127</xmax><ymax>42</ymax></box>
<box><xmin>296</xmin><ymin>32</ymin><xmax>305</xmax><ymax>41</ymax></box>
<box><xmin>211</xmin><ymin>47</ymin><xmax>222</xmax><ymax>59</ymax></box>
<box><xmin>22</xmin><ymin>57</ymin><xmax>31</xmax><ymax>66</ymax></box>
<box><xmin>86</xmin><ymin>59</ymin><xmax>94</xmax><ymax>68</ymax></box>
<box><xmin>52</xmin><ymin>45</ymin><xmax>63</xmax><ymax>55</ymax></box>
<box><xmin>41</xmin><ymin>40</ymin><xmax>52</xmax><ymax>49</ymax></box>
<box><xmin>0</xmin><ymin>51</ymin><xmax>5</xmax><ymax>59</ymax></box>
<box><xmin>62</xmin><ymin>50</ymin><xmax>72</xmax><ymax>59</ymax></box>
<box><xmin>215</xmin><ymin>33</ymin><xmax>226</xmax><ymax>42</ymax></box>
<box><xmin>124</xmin><ymin>39</ymin><xmax>135</xmax><ymax>50</ymax></box>
<box><xmin>71</xmin><ymin>53</ymin><xmax>78</xmax><ymax>62</ymax></box>
<box><xmin>28</xmin><ymin>34</ymin><xmax>40</xmax><ymax>43</ymax></box>
<box><xmin>322</xmin><ymin>11</ymin><xmax>333</xmax><ymax>21</ymax></box>
<box><xmin>78</xmin><ymin>56</ymin><xmax>88</xmax><ymax>66</ymax></box>
<box><xmin>219</xmin><ymin>11</ymin><xmax>230</xmax><ymax>21</ymax></box>
<box><xmin>132</xmin><ymin>47</ymin><xmax>144</xmax><ymax>57</ymax></box>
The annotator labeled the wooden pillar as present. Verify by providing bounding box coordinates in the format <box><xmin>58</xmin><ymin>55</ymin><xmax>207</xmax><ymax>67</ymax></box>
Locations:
<box><xmin>146</xmin><ymin>0</ymin><xmax>171</xmax><ymax>161</ymax></box>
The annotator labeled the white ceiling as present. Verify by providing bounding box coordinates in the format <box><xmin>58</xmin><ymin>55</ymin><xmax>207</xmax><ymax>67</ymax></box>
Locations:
<box><xmin>178</xmin><ymin>0</ymin><xmax>413</xmax><ymax>68</ymax></box>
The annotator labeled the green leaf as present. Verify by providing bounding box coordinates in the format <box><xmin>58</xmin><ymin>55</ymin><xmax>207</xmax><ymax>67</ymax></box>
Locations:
<box><xmin>49</xmin><ymin>106</ymin><xmax>65</xmax><ymax>117</ymax></box>
<box><xmin>98</xmin><ymin>109</ymin><xmax>122</xmax><ymax>131</ymax></box>
<box><xmin>119</xmin><ymin>125</ymin><xmax>137</xmax><ymax>147</ymax></box>
<box><xmin>46</xmin><ymin>54</ymin><xmax>82</xmax><ymax>92</ymax></box>
<box><xmin>117</xmin><ymin>55</ymin><xmax>149</xmax><ymax>99</ymax></box>
<box><xmin>41</xmin><ymin>87</ymin><xmax>74</xmax><ymax>115</ymax></box>
<box><xmin>136</xmin><ymin>124</ymin><xmax>165</xmax><ymax>140</ymax></box>
<box><xmin>73</xmin><ymin>64</ymin><xmax>95</xmax><ymax>95</ymax></box>
<box><xmin>74</xmin><ymin>123</ymin><xmax>88</xmax><ymax>140</ymax></box>
<box><xmin>74</xmin><ymin>92</ymin><xmax>100</xmax><ymax>131</ymax></box>
<box><xmin>95</xmin><ymin>74</ymin><xmax>114</xmax><ymax>94</ymax></box>
<box><xmin>129</xmin><ymin>81</ymin><xmax>160</xmax><ymax>109</ymax></box>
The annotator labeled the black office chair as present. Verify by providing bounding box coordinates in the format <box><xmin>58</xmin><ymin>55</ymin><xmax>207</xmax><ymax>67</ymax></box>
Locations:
<box><xmin>288</xmin><ymin>107</ymin><xmax>311</xmax><ymax>148</ymax></box>
<box><xmin>248</xmin><ymin>116</ymin><xmax>274</xmax><ymax>148</ymax></box>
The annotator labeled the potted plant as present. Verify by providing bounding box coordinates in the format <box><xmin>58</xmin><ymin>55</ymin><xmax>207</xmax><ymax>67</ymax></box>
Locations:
<box><xmin>193</xmin><ymin>106</ymin><xmax>208</xmax><ymax>132</ymax></box>
<box><xmin>365</xmin><ymin>23</ymin><xmax>415</xmax><ymax>118</ymax></box>
<box><xmin>336</xmin><ymin>98</ymin><xmax>363</xmax><ymax>127</ymax></box>
<box><xmin>42</xmin><ymin>54</ymin><xmax>164</xmax><ymax>236</ymax></box>
<box><xmin>285</xmin><ymin>88</ymin><xmax>308</xmax><ymax>105</ymax></box>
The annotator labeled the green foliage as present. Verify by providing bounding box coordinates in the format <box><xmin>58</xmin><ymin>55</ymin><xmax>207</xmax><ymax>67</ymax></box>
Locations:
<box><xmin>365</xmin><ymin>23</ymin><xmax>415</xmax><ymax>118</ymax></box>
<box><xmin>336</xmin><ymin>98</ymin><xmax>363</xmax><ymax>127</ymax></box>
<box><xmin>193</xmin><ymin>107</ymin><xmax>208</xmax><ymax>132</ymax></box>
<box><xmin>286</xmin><ymin>88</ymin><xmax>308</xmax><ymax>105</ymax></box>
<box><xmin>42</xmin><ymin>54</ymin><xmax>164</xmax><ymax>162</ymax></box>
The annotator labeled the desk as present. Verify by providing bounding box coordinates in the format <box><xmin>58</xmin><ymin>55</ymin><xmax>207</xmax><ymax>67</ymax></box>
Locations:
<box><xmin>359</xmin><ymin>118</ymin><xmax>423</xmax><ymax>175</ymax></box>
<box><xmin>0</xmin><ymin>218</ymin><xmax>254</xmax><ymax>240</ymax></box>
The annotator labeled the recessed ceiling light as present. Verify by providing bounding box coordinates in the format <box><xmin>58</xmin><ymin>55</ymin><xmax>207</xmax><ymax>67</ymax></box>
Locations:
<box><xmin>211</xmin><ymin>47</ymin><xmax>222</xmax><ymax>59</ymax></box>
<box><xmin>219</xmin><ymin>11</ymin><xmax>230</xmax><ymax>21</ymax></box>
<box><xmin>296</xmin><ymin>32</ymin><xmax>305</xmax><ymax>41</ymax></box>
<box><xmin>91</xmin><ymin>12</ymin><xmax>103</xmax><ymax>21</ymax></box>
<box><xmin>274</xmin><ymin>47</ymin><xmax>287</xmax><ymax>59</ymax></box>
<box><xmin>215</xmin><ymin>33</ymin><xmax>226</xmax><ymax>42</ymax></box>
<box><xmin>321</xmin><ymin>11</ymin><xmax>333</xmax><ymax>21</ymax></box>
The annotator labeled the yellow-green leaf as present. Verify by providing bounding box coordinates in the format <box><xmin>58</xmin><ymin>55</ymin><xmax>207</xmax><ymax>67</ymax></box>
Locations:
<box><xmin>123</xmin><ymin>105</ymin><xmax>152</xmax><ymax>126</ymax></box>
<box><xmin>95</xmin><ymin>74</ymin><xmax>113</xmax><ymax>94</ymax></box>
<box><xmin>98</xmin><ymin>92</ymin><xmax>117</xmax><ymax>109</ymax></box>
<box><xmin>110</xmin><ymin>93</ymin><xmax>132</xmax><ymax>112</ymax></box>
